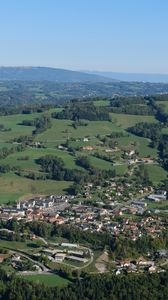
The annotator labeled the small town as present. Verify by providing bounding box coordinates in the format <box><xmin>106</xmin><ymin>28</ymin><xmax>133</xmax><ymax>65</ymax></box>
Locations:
<box><xmin>0</xmin><ymin>184</ymin><xmax>167</xmax><ymax>277</ymax></box>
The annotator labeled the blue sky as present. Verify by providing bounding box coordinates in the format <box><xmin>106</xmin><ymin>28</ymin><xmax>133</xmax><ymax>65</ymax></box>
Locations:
<box><xmin>0</xmin><ymin>0</ymin><xmax>168</xmax><ymax>73</ymax></box>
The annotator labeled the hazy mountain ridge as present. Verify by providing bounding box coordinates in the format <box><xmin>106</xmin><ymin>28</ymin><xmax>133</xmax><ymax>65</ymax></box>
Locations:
<box><xmin>0</xmin><ymin>67</ymin><xmax>117</xmax><ymax>83</ymax></box>
<box><xmin>86</xmin><ymin>71</ymin><xmax>168</xmax><ymax>83</ymax></box>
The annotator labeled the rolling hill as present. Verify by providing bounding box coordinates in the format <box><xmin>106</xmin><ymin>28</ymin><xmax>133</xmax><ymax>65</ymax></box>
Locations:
<box><xmin>0</xmin><ymin>67</ymin><xmax>117</xmax><ymax>83</ymax></box>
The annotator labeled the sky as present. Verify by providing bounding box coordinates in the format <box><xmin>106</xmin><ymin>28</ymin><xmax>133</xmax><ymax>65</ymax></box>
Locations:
<box><xmin>0</xmin><ymin>0</ymin><xmax>168</xmax><ymax>73</ymax></box>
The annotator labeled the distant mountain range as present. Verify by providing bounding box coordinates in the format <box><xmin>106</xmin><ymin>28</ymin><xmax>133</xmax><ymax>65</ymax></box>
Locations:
<box><xmin>85</xmin><ymin>71</ymin><xmax>168</xmax><ymax>83</ymax></box>
<box><xmin>0</xmin><ymin>67</ymin><xmax>117</xmax><ymax>83</ymax></box>
<box><xmin>1</xmin><ymin>67</ymin><xmax>168</xmax><ymax>83</ymax></box>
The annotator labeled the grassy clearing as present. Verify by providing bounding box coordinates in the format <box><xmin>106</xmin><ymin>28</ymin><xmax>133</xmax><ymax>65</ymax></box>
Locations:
<box><xmin>115</xmin><ymin>135</ymin><xmax>158</xmax><ymax>158</ymax></box>
<box><xmin>156</xmin><ymin>101</ymin><xmax>168</xmax><ymax>113</ymax></box>
<box><xmin>110</xmin><ymin>113</ymin><xmax>158</xmax><ymax>129</ymax></box>
<box><xmin>144</xmin><ymin>165</ymin><xmax>167</xmax><ymax>185</ymax></box>
<box><xmin>36</xmin><ymin>119</ymin><xmax>123</xmax><ymax>147</ymax></box>
<box><xmin>0</xmin><ymin>108</ymin><xmax>61</xmax><ymax>143</ymax></box>
<box><xmin>0</xmin><ymin>173</ymin><xmax>71</xmax><ymax>202</ymax></box>
<box><xmin>0</xmin><ymin>239</ymin><xmax>43</xmax><ymax>251</ymax></box>
<box><xmin>0</xmin><ymin>193</ymin><xmax>23</xmax><ymax>204</ymax></box>
<box><xmin>23</xmin><ymin>274</ymin><xmax>69</xmax><ymax>287</ymax></box>
<box><xmin>89</xmin><ymin>156</ymin><xmax>113</xmax><ymax>170</ymax></box>
<box><xmin>113</xmin><ymin>164</ymin><xmax>128</xmax><ymax>175</ymax></box>
<box><xmin>1</xmin><ymin>148</ymin><xmax>80</xmax><ymax>171</ymax></box>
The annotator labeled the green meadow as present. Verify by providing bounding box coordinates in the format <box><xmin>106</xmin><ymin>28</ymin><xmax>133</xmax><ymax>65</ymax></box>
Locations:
<box><xmin>110</xmin><ymin>113</ymin><xmax>158</xmax><ymax>129</ymax></box>
<box><xmin>23</xmin><ymin>274</ymin><xmax>69</xmax><ymax>287</ymax></box>
<box><xmin>0</xmin><ymin>103</ymin><xmax>166</xmax><ymax>203</ymax></box>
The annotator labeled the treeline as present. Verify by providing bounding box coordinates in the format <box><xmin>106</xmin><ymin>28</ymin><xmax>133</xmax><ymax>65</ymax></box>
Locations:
<box><xmin>20</xmin><ymin>115</ymin><xmax>52</xmax><ymax>134</ymax></box>
<box><xmin>0</xmin><ymin>267</ymin><xmax>167</xmax><ymax>300</ymax></box>
<box><xmin>110</xmin><ymin>231</ymin><xmax>168</xmax><ymax>259</ymax></box>
<box><xmin>52</xmin><ymin>102</ymin><xmax>110</xmax><ymax>121</ymax></box>
<box><xmin>158</xmin><ymin>134</ymin><xmax>168</xmax><ymax>170</ymax></box>
<box><xmin>0</xmin><ymin>145</ymin><xmax>25</xmax><ymax>160</ymax></box>
<box><xmin>36</xmin><ymin>155</ymin><xmax>87</xmax><ymax>182</ymax></box>
<box><xmin>0</xmin><ymin>103</ymin><xmax>55</xmax><ymax>116</ymax></box>
<box><xmin>110</xmin><ymin>96</ymin><xmax>154</xmax><ymax>115</ymax></box>
<box><xmin>127</xmin><ymin>122</ymin><xmax>162</xmax><ymax>141</ymax></box>
<box><xmin>35</xmin><ymin>155</ymin><xmax>116</xmax><ymax>189</ymax></box>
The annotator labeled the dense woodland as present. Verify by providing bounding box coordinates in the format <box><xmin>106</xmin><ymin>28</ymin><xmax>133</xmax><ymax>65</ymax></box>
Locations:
<box><xmin>0</xmin><ymin>267</ymin><xmax>167</xmax><ymax>300</ymax></box>
<box><xmin>110</xmin><ymin>96</ymin><xmax>154</xmax><ymax>115</ymax></box>
<box><xmin>52</xmin><ymin>102</ymin><xmax>110</xmax><ymax>121</ymax></box>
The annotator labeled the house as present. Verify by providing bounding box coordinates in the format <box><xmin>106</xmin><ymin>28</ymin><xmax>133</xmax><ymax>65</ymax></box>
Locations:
<box><xmin>12</xmin><ymin>255</ymin><xmax>21</xmax><ymax>262</ymax></box>
<box><xmin>148</xmin><ymin>194</ymin><xmax>167</xmax><ymax>202</ymax></box>
<box><xmin>66</xmin><ymin>255</ymin><xmax>88</xmax><ymax>263</ymax></box>
<box><xmin>82</xmin><ymin>146</ymin><xmax>94</xmax><ymax>150</ymax></box>
<box><xmin>42</xmin><ymin>249</ymin><xmax>56</xmax><ymax>256</ymax></box>
<box><xmin>137</xmin><ymin>258</ymin><xmax>154</xmax><ymax>266</ymax></box>
<box><xmin>83</xmin><ymin>137</ymin><xmax>89</xmax><ymax>142</ymax></box>
<box><xmin>119</xmin><ymin>260</ymin><xmax>131</xmax><ymax>267</ymax></box>
<box><xmin>61</xmin><ymin>243</ymin><xmax>78</xmax><ymax>248</ymax></box>
<box><xmin>54</xmin><ymin>253</ymin><xmax>66</xmax><ymax>262</ymax></box>
<box><xmin>148</xmin><ymin>266</ymin><xmax>156</xmax><ymax>273</ymax></box>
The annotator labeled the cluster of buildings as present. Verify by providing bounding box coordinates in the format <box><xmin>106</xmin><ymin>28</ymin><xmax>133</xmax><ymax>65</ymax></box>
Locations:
<box><xmin>0</xmin><ymin>189</ymin><xmax>167</xmax><ymax>242</ymax></box>
<box><xmin>41</xmin><ymin>243</ymin><xmax>89</xmax><ymax>263</ymax></box>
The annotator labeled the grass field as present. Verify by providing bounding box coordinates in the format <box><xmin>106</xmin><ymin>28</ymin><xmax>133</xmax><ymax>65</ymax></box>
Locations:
<box><xmin>110</xmin><ymin>113</ymin><xmax>158</xmax><ymax>129</ymax></box>
<box><xmin>0</xmin><ymin>107</ymin><xmax>165</xmax><ymax>203</ymax></box>
<box><xmin>0</xmin><ymin>192</ymin><xmax>23</xmax><ymax>204</ymax></box>
<box><xmin>144</xmin><ymin>164</ymin><xmax>167</xmax><ymax>185</ymax></box>
<box><xmin>0</xmin><ymin>173</ymin><xmax>71</xmax><ymax>203</ymax></box>
<box><xmin>1</xmin><ymin>147</ymin><xmax>81</xmax><ymax>172</ymax></box>
<box><xmin>35</xmin><ymin>119</ymin><xmax>123</xmax><ymax>147</ymax></box>
<box><xmin>115</xmin><ymin>135</ymin><xmax>158</xmax><ymax>158</ymax></box>
<box><xmin>156</xmin><ymin>101</ymin><xmax>168</xmax><ymax>113</ymax></box>
<box><xmin>0</xmin><ymin>108</ymin><xmax>60</xmax><ymax>143</ymax></box>
<box><xmin>23</xmin><ymin>274</ymin><xmax>69</xmax><ymax>287</ymax></box>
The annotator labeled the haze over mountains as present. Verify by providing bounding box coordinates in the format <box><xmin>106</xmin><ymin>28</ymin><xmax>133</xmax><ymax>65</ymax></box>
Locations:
<box><xmin>85</xmin><ymin>71</ymin><xmax>168</xmax><ymax>83</ymax></box>
<box><xmin>1</xmin><ymin>67</ymin><xmax>168</xmax><ymax>83</ymax></box>
<box><xmin>0</xmin><ymin>67</ymin><xmax>117</xmax><ymax>83</ymax></box>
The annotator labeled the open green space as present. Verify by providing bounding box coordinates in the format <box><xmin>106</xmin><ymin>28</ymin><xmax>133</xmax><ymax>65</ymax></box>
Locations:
<box><xmin>0</xmin><ymin>173</ymin><xmax>71</xmax><ymax>203</ymax></box>
<box><xmin>35</xmin><ymin>119</ymin><xmax>123</xmax><ymax>147</ymax></box>
<box><xmin>115</xmin><ymin>135</ymin><xmax>158</xmax><ymax>158</ymax></box>
<box><xmin>23</xmin><ymin>274</ymin><xmax>69</xmax><ymax>287</ymax></box>
<box><xmin>0</xmin><ymin>105</ymin><xmax>166</xmax><ymax>202</ymax></box>
<box><xmin>0</xmin><ymin>238</ymin><xmax>44</xmax><ymax>251</ymax></box>
<box><xmin>144</xmin><ymin>164</ymin><xmax>167</xmax><ymax>185</ymax></box>
<box><xmin>110</xmin><ymin>113</ymin><xmax>158</xmax><ymax>129</ymax></box>
<box><xmin>0</xmin><ymin>108</ymin><xmax>60</xmax><ymax>143</ymax></box>
<box><xmin>156</xmin><ymin>101</ymin><xmax>168</xmax><ymax>113</ymax></box>
<box><xmin>0</xmin><ymin>193</ymin><xmax>23</xmax><ymax>204</ymax></box>
<box><xmin>1</xmin><ymin>147</ymin><xmax>81</xmax><ymax>172</ymax></box>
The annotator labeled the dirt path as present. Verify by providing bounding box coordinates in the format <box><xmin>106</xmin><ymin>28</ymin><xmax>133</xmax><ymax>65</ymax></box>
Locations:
<box><xmin>95</xmin><ymin>251</ymin><xmax>109</xmax><ymax>273</ymax></box>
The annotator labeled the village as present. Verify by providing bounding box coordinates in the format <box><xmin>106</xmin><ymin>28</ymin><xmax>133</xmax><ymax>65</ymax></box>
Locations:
<box><xmin>0</xmin><ymin>184</ymin><xmax>167</xmax><ymax>276</ymax></box>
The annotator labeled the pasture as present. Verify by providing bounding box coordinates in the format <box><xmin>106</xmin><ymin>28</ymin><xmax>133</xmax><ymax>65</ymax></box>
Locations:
<box><xmin>110</xmin><ymin>113</ymin><xmax>158</xmax><ymax>129</ymax></box>
<box><xmin>23</xmin><ymin>274</ymin><xmax>69</xmax><ymax>287</ymax></box>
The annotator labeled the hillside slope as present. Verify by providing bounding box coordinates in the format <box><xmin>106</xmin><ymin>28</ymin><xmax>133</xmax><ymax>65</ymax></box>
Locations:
<box><xmin>0</xmin><ymin>67</ymin><xmax>116</xmax><ymax>83</ymax></box>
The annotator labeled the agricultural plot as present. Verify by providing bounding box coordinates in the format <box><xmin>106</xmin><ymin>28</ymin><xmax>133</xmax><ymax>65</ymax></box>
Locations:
<box><xmin>0</xmin><ymin>173</ymin><xmax>71</xmax><ymax>203</ymax></box>
<box><xmin>110</xmin><ymin>113</ymin><xmax>158</xmax><ymax>129</ymax></box>
<box><xmin>35</xmin><ymin>119</ymin><xmax>123</xmax><ymax>148</ymax></box>
<box><xmin>115</xmin><ymin>135</ymin><xmax>158</xmax><ymax>158</ymax></box>
<box><xmin>0</xmin><ymin>104</ymin><xmax>166</xmax><ymax>203</ymax></box>
<box><xmin>24</xmin><ymin>274</ymin><xmax>69</xmax><ymax>287</ymax></box>
<box><xmin>0</xmin><ymin>147</ymin><xmax>81</xmax><ymax>171</ymax></box>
